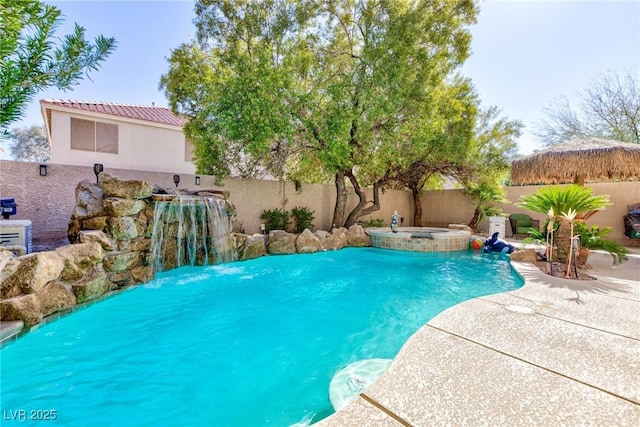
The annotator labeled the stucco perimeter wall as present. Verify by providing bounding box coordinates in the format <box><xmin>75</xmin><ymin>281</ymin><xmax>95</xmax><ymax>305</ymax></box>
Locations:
<box><xmin>0</xmin><ymin>160</ymin><xmax>413</xmax><ymax>246</ymax></box>
<box><xmin>419</xmin><ymin>182</ymin><xmax>640</xmax><ymax>244</ymax></box>
<box><xmin>1</xmin><ymin>160</ymin><xmax>637</xmax><ymax>246</ymax></box>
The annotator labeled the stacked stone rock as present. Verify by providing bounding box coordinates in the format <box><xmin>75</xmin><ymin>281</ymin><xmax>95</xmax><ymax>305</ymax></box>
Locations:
<box><xmin>68</xmin><ymin>174</ymin><xmax>155</xmax><ymax>287</ymax></box>
<box><xmin>0</xmin><ymin>242</ymin><xmax>106</xmax><ymax>325</ymax></box>
<box><xmin>234</xmin><ymin>225</ymin><xmax>371</xmax><ymax>259</ymax></box>
<box><xmin>0</xmin><ymin>174</ymin><xmax>156</xmax><ymax>326</ymax></box>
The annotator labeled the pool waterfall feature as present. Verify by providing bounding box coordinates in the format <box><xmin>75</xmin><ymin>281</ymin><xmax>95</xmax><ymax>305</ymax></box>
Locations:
<box><xmin>150</xmin><ymin>193</ymin><xmax>235</xmax><ymax>272</ymax></box>
<box><xmin>367</xmin><ymin>226</ymin><xmax>472</xmax><ymax>252</ymax></box>
<box><xmin>64</xmin><ymin>173</ymin><xmax>238</xmax><ymax>287</ymax></box>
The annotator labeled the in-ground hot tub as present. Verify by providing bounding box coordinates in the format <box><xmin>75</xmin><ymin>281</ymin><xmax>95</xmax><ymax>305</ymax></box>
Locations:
<box><xmin>366</xmin><ymin>227</ymin><xmax>472</xmax><ymax>252</ymax></box>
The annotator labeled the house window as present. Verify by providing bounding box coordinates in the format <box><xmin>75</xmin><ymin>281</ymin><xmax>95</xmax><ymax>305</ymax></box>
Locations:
<box><xmin>185</xmin><ymin>139</ymin><xmax>195</xmax><ymax>162</ymax></box>
<box><xmin>70</xmin><ymin>118</ymin><xmax>118</xmax><ymax>154</ymax></box>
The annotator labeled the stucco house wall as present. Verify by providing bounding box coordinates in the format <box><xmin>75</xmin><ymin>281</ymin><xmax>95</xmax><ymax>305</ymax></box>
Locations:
<box><xmin>43</xmin><ymin>100</ymin><xmax>195</xmax><ymax>175</ymax></box>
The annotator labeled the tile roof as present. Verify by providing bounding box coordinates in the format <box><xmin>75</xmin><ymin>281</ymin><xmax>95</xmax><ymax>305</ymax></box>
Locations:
<box><xmin>40</xmin><ymin>99</ymin><xmax>187</xmax><ymax>127</ymax></box>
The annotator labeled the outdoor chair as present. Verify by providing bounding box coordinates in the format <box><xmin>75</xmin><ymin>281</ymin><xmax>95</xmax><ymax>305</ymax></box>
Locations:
<box><xmin>509</xmin><ymin>213</ymin><xmax>539</xmax><ymax>239</ymax></box>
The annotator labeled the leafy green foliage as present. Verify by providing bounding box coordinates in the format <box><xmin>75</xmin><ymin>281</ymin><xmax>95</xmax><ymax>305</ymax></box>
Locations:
<box><xmin>0</xmin><ymin>0</ymin><xmax>116</xmax><ymax>128</ymax></box>
<box><xmin>260</xmin><ymin>206</ymin><xmax>315</xmax><ymax>233</ymax></box>
<box><xmin>574</xmin><ymin>222</ymin><xmax>629</xmax><ymax>263</ymax></box>
<box><xmin>291</xmin><ymin>206</ymin><xmax>314</xmax><ymax>233</ymax></box>
<box><xmin>383</xmin><ymin>79</ymin><xmax>522</xmax><ymax>226</ymax></box>
<box><xmin>523</xmin><ymin>227</ymin><xmax>546</xmax><ymax>244</ymax></box>
<box><xmin>9</xmin><ymin>124</ymin><xmax>49</xmax><ymax>161</ymax></box>
<box><xmin>517</xmin><ymin>185</ymin><xmax>611</xmax><ymax>219</ymax></box>
<box><xmin>361</xmin><ymin>218</ymin><xmax>385</xmax><ymax>227</ymax></box>
<box><xmin>462</xmin><ymin>180</ymin><xmax>509</xmax><ymax>231</ymax></box>
<box><xmin>260</xmin><ymin>208</ymin><xmax>290</xmax><ymax>233</ymax></box>
<box><xmin>524</xmin><ymin>219</ymin><xmax>559</xmax><ymax>242</ymax></box>
<box><xmin>161</xmin><ymin>0</ymin><xmax>481</xmax><ymax>226</ymax></box>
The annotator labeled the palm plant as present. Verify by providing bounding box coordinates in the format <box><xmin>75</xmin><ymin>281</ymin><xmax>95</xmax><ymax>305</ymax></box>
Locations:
<box><xmin>463</xmin><ymin>181</ymin><xmax>508</xmax><ymax>231</ymax></box>
<box><xmin>518</xmin><ymin>185</ymin><xmax>611</xmax><ymax>263</ymax></box>
<box><xmin>574</xmin><ymin>222</ymin><xmax>629</xmax><ymax>264</ymax></box>
<box><xmin>518</xmin><ymin>185</ymin><xmax>611</xmax><ymax>219</ymax></box>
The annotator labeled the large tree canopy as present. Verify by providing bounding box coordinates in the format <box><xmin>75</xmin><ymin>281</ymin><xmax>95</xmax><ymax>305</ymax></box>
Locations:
<box><xmin>388</xmin><ymin>78</ymin><xmax>522</xmax><ymax>226</ymax></box>
<box><xmin>0</xmin><ymin>0</ymin><xmax>116</xmax><ymax>129</ymax></box>
<box><xmin>162</xmin><ymin>0</ymin><xmax>480</xmax><ymax>227</ymax></box>
<box><xmin>534</xmin><ymin>70</ymin><xmax>640</xmax><ymax>145</ymax></box>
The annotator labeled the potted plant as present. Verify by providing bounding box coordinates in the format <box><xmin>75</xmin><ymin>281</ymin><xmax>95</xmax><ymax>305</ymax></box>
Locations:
<box><xmin>574</xmin><ymin>222</ymin><xmax>630</xmax><ymax>265</ymax></box>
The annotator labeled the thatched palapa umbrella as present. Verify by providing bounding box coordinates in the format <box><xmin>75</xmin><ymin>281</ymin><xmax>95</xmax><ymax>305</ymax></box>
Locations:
<box><xmin>511</xmin><ymin>137</ymin><xmax>640</xmax><ymax>185</ymax></box>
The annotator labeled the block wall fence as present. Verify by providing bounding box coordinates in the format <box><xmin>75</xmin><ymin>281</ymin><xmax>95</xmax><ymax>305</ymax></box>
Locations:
<box><xmin>1</xmin><ymin>160</ymin><xmax>638</xmax><ymax>247</ymax></box>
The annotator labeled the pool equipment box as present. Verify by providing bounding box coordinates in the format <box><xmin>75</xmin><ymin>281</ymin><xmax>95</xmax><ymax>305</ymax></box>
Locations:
<box><xmin>488</xmin><ymin>216</ymin><xmax>506</xmax><ymax>238</ymax></box>
<box><xmin>0</xmin><ymin>220</ymin><xmax>32</xmax><ymax>255</ymax></box>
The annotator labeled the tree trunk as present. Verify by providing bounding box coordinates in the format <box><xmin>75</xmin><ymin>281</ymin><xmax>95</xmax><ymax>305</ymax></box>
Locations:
<box><xmin>413</xmin><ymin>187</ymin><xmax>422</xmax><ymax>227</ymax></box>
<box><xmin>468</xmin><ymin>207</ymin><xmax>481</xmax><ymax>231</ymax></box>
<box><xmin>343</xmin><ymin>171</ymin><xmax>382</xmax><ymax>227</ymax></box>
<box><xmin>555</xmin><ymin>218</ymin><xmax>572</xmax><ymax>263</ymax></box>
<box><xmin>332</xmin><ymin>172</ymin><xmax>347</xmax><ymax>228</ymax></box>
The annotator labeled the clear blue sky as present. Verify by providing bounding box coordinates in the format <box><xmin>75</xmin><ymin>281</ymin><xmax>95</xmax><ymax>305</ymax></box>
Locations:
<box><xmin>3</xmin><ymin>0</ymin><xmax>639</xmax><ymax>159</ymax></box>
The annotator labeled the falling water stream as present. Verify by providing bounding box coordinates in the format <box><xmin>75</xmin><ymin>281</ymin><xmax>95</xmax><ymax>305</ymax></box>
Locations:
<box><xmin>150</xmin><ymin>195</ymin><xmax>235</xmax><ymax>272</ymax></box>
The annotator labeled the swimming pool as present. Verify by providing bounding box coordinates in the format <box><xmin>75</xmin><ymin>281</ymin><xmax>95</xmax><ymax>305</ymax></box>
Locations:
<box><xmin>1</xmin><ymin>248</ymin><xmax>522</xmax><ymax>426</ymax></box>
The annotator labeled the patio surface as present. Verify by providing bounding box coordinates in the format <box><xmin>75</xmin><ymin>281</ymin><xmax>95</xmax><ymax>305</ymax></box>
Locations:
<box><xmin>318</xmin><ymin>247</ymin><xmax>640</xmax><ymax>426</ymax></box>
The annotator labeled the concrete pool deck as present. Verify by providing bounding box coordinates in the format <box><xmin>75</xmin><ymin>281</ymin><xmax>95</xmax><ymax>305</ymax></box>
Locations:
<box><xmin>318</xmin><ymin>247</ymin><xmax>640</xmax><ymax>426</ymax></box>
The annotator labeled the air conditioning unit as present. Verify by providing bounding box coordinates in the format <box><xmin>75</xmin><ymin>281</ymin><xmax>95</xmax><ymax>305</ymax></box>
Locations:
<box><xmin>0</xmin><ymin>220</ymin><xmax>32</xmax><ymax>255</ymax></box>
<box><xmin>488</xmin><ymin>216</ymin><xmax>506</xmax><ymax>238</ymax></box>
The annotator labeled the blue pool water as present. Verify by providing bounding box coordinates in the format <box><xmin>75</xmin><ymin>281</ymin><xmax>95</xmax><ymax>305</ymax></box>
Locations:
<box><xmin>1</xmin><ymin>248</ymin><xmax>522</xmax><ymax>426</ymax></box>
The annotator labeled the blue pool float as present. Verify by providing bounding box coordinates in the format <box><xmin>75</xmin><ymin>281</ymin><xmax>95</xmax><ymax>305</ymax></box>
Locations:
<box><xmin>483</xmin><ymin>232</ymin><xmax>515</xmax><ymax>254</ymax></box>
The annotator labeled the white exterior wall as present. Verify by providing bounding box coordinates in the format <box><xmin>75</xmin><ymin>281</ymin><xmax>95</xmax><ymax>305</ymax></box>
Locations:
<box><xmin>48</xmin><ymin>110</ymin><xmax>195</xmax><ymax>174</ymax></box>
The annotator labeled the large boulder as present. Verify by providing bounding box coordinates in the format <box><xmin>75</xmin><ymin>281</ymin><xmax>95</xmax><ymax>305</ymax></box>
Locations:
<box><xmin>296</xmin><ymin>229</ymin><xmax>324</xmax><ymax>254</ymax></box>
<box><xmin>82</xmin><ymin>216</ymin><xmax>109</xmax><ymax>231</ymax></box>
<box><xmin>324</xmin><ymin>228</ymin><xmax>348</xmax><ymax>251</ymax></box>
<box><xmin>56</xmin><ymin>242</ymin><xmax>105</xmax><ymax>282</ymax></box>
<box><xmin>72</xmin><ymin>179</ymin><xmax>104</xmax><ymax>219</ymax></box>
<box><xmin>103</xmin><ymin>198</ymin><xmax>146</xmax><ymax>217</ymax></box>
<box><xmin>1</xmin><ymin>251</ymin><xmax>65</xmax><ymax>298</ymax></box>
<box><xmin>0</xmin><ymin>294</ymin><xmax>43</xmax><ymax>325</ymax></box>
<box><xmin>0</xmin><ymin>248</ymin><xmax>21</xmax><ymax>284</ymax></box>
<box><xmin>234</xmin><ymin>233</ymin><xmax>247</xmax><ymax>258</ymax></box>
<box><xmin>510</xmin><ymin>249</ymin><xmax>538</xmax><ymax>263</ymax></box>
<box><xmin>72</xmin><ymin>272</ymin><xmax>110</xmax><ymax>303</ymax></box>
<box><xmin>131</xmin><ymin>266</ymin><xmax>154</xmax><ymax>283</ymax></box>
<box><xmin>36</xmin><ymin>281</ymin><xmax>76</xmax><ymax>317</ymax></box>
<box><xmin>314</xmin><ymin>230</ymin><xmax>330</xmax><ymax>241</ymax></box>
<box><xmin>267</xmin><ymin>230</ymin><xmax>297</xmax><ymax>255</ymax></box>
<box><xmin>78</xmin><ymin>230</ymin><xmax>115</xmax><ymax>251</ymax></box>
<box><xmin>107</xmin><ymin>271</ymin><xmax>134</xmax><ymax>288</ymax></box>
<box><xmin>130</xmin><ymin>237</ymin><xmax>151</xmax><ymax>252</ymax></box>
<box><xmin>99</xmin><ymin>173</ymin><xmax>153</xmax><ymax>199</ymax></box>
<box><xmin>346</xmin><ymin>224</ymin><xmax>370</xmax><ymax>247</ymax></box>
<box><xmin>239</xmin><ymin>234</ymin><xmax>267</xmax><ymax>260</ymax></box>
<box><xmin>103</xmin><ymin>251</ymin><xmax>140</xmax><ymax>272</ymax></box>
<box><xmin>108</xmin><ymin>216</ymin><xmax>139</xmax><ymax>240</ymax></box>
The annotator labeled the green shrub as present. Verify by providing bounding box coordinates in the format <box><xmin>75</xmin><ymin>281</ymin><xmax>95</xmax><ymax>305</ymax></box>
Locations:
<box><xmin>361</xmin><ymin>218</ymin><xmax>384</xmax><ymax>227</ymax></box>
<box><xmin>260</xmin><ymin>208</ymin><xmax>290</xmax><ymax>233</ymax></box>
<box><xmin>524</xmin><ymin>219</ymin><xmax>559</xmax><ymax>244</ymax></box>
<box><xmin>291</xmin><ymin>206</ymin><xmax>315</xmax><ymax>233</ymax></box>
<box><xmin>574</xmin><ymin>222</ymin><xmax>629</xmax><ymax>263</ymax></box>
